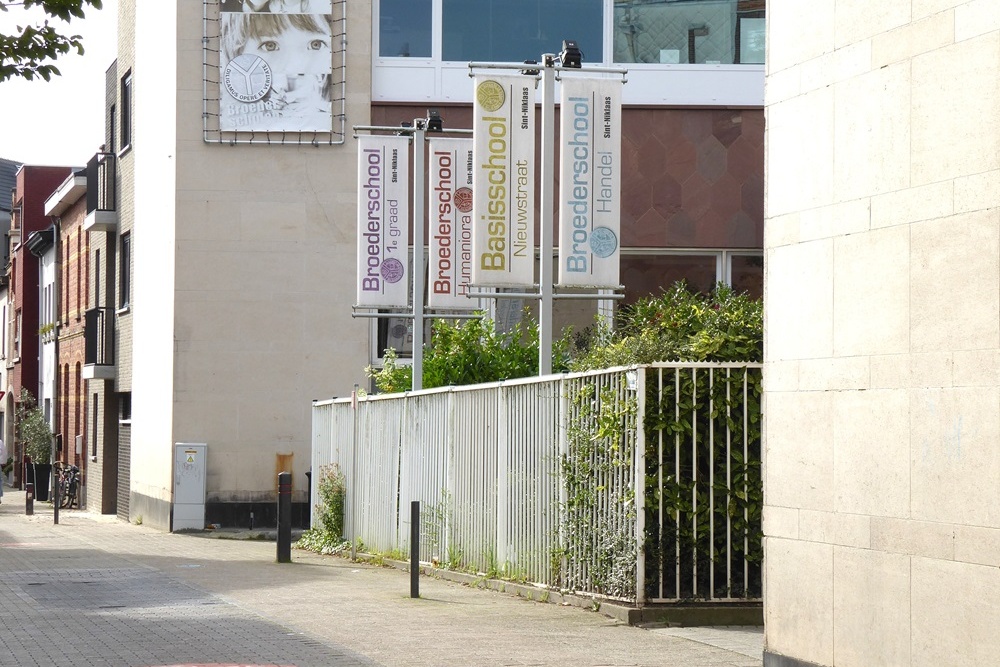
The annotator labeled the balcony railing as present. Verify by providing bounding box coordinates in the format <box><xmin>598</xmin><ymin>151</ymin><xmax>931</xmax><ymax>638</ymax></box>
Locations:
<box><xmin>83</xmin><ymin>307</ymin><xmax>115</xmax><ymax>380</ymax></box>
<box><xmin>84</xmin><ymin>152</ymin><xmax>117</xmax><ymax>232</ymax></box>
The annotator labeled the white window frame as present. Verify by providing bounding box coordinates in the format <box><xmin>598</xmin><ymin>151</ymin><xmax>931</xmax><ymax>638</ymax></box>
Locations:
<box><xmin>371</xmin><ymin>0</ymin><xmax>764</xmax><ymax>106</ymax></box>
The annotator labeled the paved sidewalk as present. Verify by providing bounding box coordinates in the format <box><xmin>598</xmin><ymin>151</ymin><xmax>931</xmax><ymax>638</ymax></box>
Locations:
<box><xmin>0</xmin><ymin>487</ymin><xmax>762</xmax><ymax>667</ymax></box>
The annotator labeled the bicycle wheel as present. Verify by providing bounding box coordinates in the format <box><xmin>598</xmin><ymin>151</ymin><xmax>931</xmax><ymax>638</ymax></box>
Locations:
<box><xmin>59</xmin><ymin>479</ymin><xmax>71</xmax><ymax>508</ymax></box>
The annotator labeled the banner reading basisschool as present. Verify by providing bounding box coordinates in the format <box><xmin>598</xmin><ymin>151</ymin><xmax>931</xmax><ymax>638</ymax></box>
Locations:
<box><xmin>558</xmin><ymin>76</ymin><xmax>622</xmax><ymax>287</ymax></box>
<box><xmin>356</xmin><ymin>134</ymin><xmax>409</xmax><ymax>308</ymax></box>
<box><xmin>471</xmin><ymin>75</ymin><xmax>536</xmax><ymax>287</ymax></box>
<box><xmin>428</xmin><ymin>138</ymin><xmax>476</xmax><ymax>310</ymax></box>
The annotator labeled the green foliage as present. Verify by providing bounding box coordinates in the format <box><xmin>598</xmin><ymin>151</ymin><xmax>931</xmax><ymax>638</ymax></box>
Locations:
<box><xmin>572</xmin><ymin>282</ymin><xmax>763</xmax><ymax>370</ymax></box>
<box><xmin>558</xmin><ymin>383</ymin><xmax>638</xmax><ymax>599</ymax></box>
<box><xmin>560</xmin><ymin>282</ymin><xmax>764</xmax><ymax>600</ymax></box>
<box><xmin>0</xmin><ymin>1</ymin><xmax>104</xmax><ymax>82</ymax></box>
<box><xmin>642</xmin><ymin>365</ymin><xmax>763</xmax><ymax>599</ymax></box>
<box><xmin>366</xmin><ymin>312</ymin><xmax>572</xmax><ymax>393</ymax></box>
<box><xmin>16</xmin><ymin>389</ymin><xmax>52</xmax><ymax>464</ymax></box>
<box><xmin>294</xmin><ymin>463</ymin><xmax>349</xmax><ymax>555</ymax></box>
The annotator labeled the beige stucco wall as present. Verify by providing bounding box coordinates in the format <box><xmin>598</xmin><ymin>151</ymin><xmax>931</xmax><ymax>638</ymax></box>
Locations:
<box><xmin>128</xmin><ymin>1</ymin><xmax>371</xmax><ymax>526</ymax></box>
<box><xmin>763</xmin><ymin>1</ymin><xmax>1000</xmax><ymax>666</ymax></box>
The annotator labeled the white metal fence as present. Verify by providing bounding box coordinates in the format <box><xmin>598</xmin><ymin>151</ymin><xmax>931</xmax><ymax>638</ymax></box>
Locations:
<box><xmin>311</xmin><ymin>362</ymin><xmax>762</xmax><ymax>604</ymax></box>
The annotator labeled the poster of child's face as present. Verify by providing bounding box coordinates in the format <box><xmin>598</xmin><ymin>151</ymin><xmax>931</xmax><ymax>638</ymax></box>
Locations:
<box><xmin>221</xmin><ymin>1</ymin><xmax>333</xmax><ymax>13</ymax></box>
<box><xmin>220</xmin><ymin>12</ymin><xmax>334</xmax><ymax>132</ymax></box>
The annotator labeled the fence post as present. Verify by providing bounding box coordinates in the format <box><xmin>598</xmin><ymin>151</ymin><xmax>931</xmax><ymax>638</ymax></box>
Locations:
<box><xmin>277</xmin><ymin>471</ymin><xmax>292</xmax><ymax>563</ymax></box>
<box><xmin>410</xmin><ymin>500</ymin><xmax>420</xmax><ymax>598</ymax></box>
<box><xmin>635</xmin><ymin>367</ymin><xmax>646</xmax><ymax>607</ymax></box>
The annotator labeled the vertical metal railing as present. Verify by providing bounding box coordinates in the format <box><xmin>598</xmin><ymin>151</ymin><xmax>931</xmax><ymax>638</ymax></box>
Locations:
<box><xmin>311</xmin><ymin>362</ymin><xmax>761</xmax><ymax>603</ymax></box>
<box><xmin>84</xmin><ymin>307</ymin><xmax>114</xmax><ymax>367</ymax></box>
<box><xmin>86</xmin><ymin>152</ymin><xmax>116</xmax><ymax>215</ymax></box>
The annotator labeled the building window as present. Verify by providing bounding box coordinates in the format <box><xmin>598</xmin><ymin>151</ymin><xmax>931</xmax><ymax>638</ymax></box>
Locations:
<box><xmin>108</xmin><ymin>103</ymin><xmax>116</xmax><ymax>154</ymax></box>
<box><xmin>120</xmin><ymin>72</ymin><xmax>132</xmax><ymax>151</ymax></box>
<box><xmin>91</xmin><ymin>393</ymin><xmax>98</xmax><ymax>459</ymax></box>
<box><xmin>119</xmin><ymin>392</ymin><xmax>131</xmax><ymax>424</ymax></box>
<box><xmin>120</xmin><ymin>232</ymin><xmax>131</xmax><ymax>309</ymax></box>
<box><xmin>613</xmin><ymin>0</ymin><xmax>765</xmax><ymax>65</ymax></box>
<box><xmin>95</xmin><ymin>248</ymin><xmax>100</xmax><ymax>309</ymax></box>
<box><xmin>375</xmin><ymin>0</ymin><xmax>763</xmax><ymax>65</ymax></box>
<box><xmin>619</xmin><ymin>249</ymin><xmax>763</xmax><ymax>306</ymax></box>
<box><xmin>379</xmin><ymin>0</ymin><xmax>432</xmax><ymax>57</ymax></box>
<box><xmin>442</xmin><ymin>0</ymin><xmax>603</xmax><ymax>62</ymax></box>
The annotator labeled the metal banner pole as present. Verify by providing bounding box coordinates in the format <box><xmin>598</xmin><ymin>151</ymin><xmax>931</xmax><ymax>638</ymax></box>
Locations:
<box><xmin>412</xmin><ymin>121</ymin><xmax>426</xmax><ymax>391</ymax></box>
<box><xmin>538</xmin><ymin>55</ymin><xmax>556</xmax><ymax>376</ymax></box>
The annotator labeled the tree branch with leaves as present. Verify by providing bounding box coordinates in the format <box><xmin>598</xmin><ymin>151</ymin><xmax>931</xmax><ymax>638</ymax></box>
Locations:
<box><xmin>0</xmin><ymin>0</ymin><xmax>104</xmax><ymax>82</ymax></box>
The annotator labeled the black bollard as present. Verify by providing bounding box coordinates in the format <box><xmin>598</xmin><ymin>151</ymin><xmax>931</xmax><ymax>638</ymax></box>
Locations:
<box><xmin>277</xmin><ymin>471</ymin><xmax>292</xmax><ymax>563</ymax></box>
<box><xmin>25</xmin><ymin>482</ymin><xmax>34</xmax><ymax>515</ymax></box>
<box><xmin>410</xmin><ymin>500</ymin><xmax>420</xmax><ymax>598</ymax></box>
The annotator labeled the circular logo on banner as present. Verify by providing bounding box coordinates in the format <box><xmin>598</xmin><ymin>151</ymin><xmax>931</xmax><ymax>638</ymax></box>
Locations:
<box><xmin>590</xmin><ymin>227</ymin><xmax>618</xmax><ymax>258</ymax></box>
<box><xmin>454</xmin><ymin>187</ymin><xmax>473</xmax><ymax>213</ymax></box>
<box><xmin>223</xmin><ymin>54</ymin><xmax>272</xmax><ymax>103</ymax></box>
<box><xmin>381</xmin><ymin>258</ymin><xmax>405</xmax><ymax>283</ymax></box>
<box><xmin>476</xmin><ymin>80</ymin><xmax>506</xmax><ymax>112</ymax></box>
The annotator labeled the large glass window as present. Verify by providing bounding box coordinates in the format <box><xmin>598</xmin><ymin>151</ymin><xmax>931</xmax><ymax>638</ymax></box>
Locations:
<box><xmin>380</xmin><ymin>0</ymin><xmax>433</xmax><ymax>57</ymax></box>
<box><xmin>613</xmin><ymin>0</ymin><xmax>765</xmax><ymax>64</ymax></box>
<box><xmin>442</xmin><ymin>0</ymin><xmax>603</xmax><ymax>63</ymax></box>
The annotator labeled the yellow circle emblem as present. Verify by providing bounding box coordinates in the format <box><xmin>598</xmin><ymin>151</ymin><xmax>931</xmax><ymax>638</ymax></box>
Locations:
<box><xmin>476</xmin><ymin>80</ymin><xmax>506</xmax><ymax>113</ymax></box>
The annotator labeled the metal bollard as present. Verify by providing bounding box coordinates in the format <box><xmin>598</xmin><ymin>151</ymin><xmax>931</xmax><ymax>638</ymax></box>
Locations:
<box><xmin>410</xmin><ymin>500</ymin><xmax>420</xmax><ymax>599</ymax></box>
<box><xmin>276</xmin><ymin>471</ymin><xmax>291</xmax><ymax>563</ymax></box>
<box><xmin>25</xmin><ymin>482</ymin><xmax>34</xmax><ymax>515</ymax></box>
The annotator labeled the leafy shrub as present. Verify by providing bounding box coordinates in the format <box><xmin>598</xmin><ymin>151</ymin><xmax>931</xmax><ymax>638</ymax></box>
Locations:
<box><xmin>572</xmin><ymin>282</ymin><xmax>762</xmax><ymax>370</ymax></box>
<box><xmin>294</xmin><ymin>463</ymin><xmax>348</xmax><ymax>555</ymax></box>
<box><xmin>366</xmin><ymin>312</ymin><xmax>572</xmax><ymax>393</ymax></box>
<box><xmin>16</xmin><ymin>389</ymin><xmax>52</xmax><ymax>464</ymax></box>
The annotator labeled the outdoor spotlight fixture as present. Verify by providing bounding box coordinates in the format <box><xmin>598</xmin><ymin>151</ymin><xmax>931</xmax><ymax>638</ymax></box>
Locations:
<box><xmin>521</xmin><ymin>59</ymin><xmax>540</xmax><ymax>76</ymax></box>
<box><xmin>426</xmin><ymin>108</ymin><xmax>443</xmax><ymax>132</ymax></box>
<box><xmin>559</xmin><ymin>39</ymin><xmax>582</xmax><ymax>68</ymax></box>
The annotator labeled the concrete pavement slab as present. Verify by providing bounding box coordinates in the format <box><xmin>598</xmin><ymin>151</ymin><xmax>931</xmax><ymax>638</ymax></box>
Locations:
<box><xmin>0</xmin><ymin>486</ymin><xmax>762</xmax><ymax>666</ymax></box>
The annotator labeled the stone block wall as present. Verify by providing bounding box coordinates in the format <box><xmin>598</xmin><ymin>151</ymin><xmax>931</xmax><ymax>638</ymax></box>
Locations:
<box><xmin>764</xmin><ymin>1</ymin><xmax>1000</xmax><ymax>666</ymax></box>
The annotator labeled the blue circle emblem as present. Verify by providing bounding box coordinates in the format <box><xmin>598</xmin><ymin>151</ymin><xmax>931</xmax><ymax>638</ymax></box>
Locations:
<box><xmin>590</xmin><ymin>227</ymin><xmax>618</xmax><ymax>258</ymax></box>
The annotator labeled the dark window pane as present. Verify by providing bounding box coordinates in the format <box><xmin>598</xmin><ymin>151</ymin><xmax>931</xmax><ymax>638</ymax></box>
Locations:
<box><xmin>730</xmin><ymin>254</ymin><xmax>762</xmax><ymax>299</ymax></box>
<box><xmin>613</xmin><ymin>0</ymin><xmax>765</xmax><ymax>65</ymax></box>
<box><xmin>443</xmin><ymin>0</ymin><xmax>602</xmax><ymax>63</ymax></box>
<box><xmin>621</xmin><ymin>254</ymin><xmax>718</xmax><ymax>306</ymax></box>
<box><xmin>380</xmin><ymin>0</ymin><xmax>432</xmax><ymax>57</ymax></box>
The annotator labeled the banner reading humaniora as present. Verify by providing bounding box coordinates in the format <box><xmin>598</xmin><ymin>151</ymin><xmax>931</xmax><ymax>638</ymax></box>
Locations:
<box><xmin>428</xmin><ymin>138</ymin><xmax>476</xmax><ymax>309</ymax></box>
<box><xmin>356</xmin><ymin>134</ymin><xmax>410</xmax><ymax>308</ymax></box>
<box><xmin>558</xmin><ymin>76</ymin><xmax>623</xmax><ymax>287</ymax></box>
<box><xmin>472</xmin><ymin>75</ymin><xmax>536</xmax><ymax>287</ymax></box>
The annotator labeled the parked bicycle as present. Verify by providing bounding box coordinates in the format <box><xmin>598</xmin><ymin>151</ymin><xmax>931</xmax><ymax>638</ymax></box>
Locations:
<box><xmin>55</xmin><ymin>462</ymin><xmax>80</xmax><ymax>509</ymax></box>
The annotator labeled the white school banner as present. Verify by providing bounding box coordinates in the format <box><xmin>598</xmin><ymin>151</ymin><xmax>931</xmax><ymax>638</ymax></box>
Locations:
<box><xmin>356</xmin><ymin>134</ymin><xmax>409</xmax><ymax>308</ymax></box>
<box><xmin>558</xmin><ymin>76</ymin><xmax>622</xmax><ymax>287</ymax></box>
<box><xmin>428</xmin><ymin>138</ymin><xmax>476</xmax><ymax>310</ymax></box>
<box><xmin>472</xmin><ymin>75</ymin><xmax>536</xmax><ymax>287</ymax></box>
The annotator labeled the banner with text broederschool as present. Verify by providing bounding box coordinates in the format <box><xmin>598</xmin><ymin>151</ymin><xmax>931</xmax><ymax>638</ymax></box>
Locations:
<box><xmin>472</xmin><ymin>75</ymin><xmax>536</xmax><ymax>287</ymax></box>
<box><xmin>428</xmin><ymin>137</ymin><xmax>476</xmax><ymax>309</ymax></box>
<box><xmin>356</xmin><ymin>134</ymin><xmax>409</xmax><ymax>308</ymax></box>
<box><xmin>558</xmin><ymin>76</ymin><xmax>622</xmax><ymax>288</ymax></box>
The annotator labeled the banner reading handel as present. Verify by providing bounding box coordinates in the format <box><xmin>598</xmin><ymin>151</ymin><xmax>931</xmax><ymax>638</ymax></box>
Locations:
<box><xmin>356</xmin><ymin>135</ymin><xmax>409</xmax><ymax>308</ymax></box>
<box><xmin>471</xmin><ymin>75</ymin><xmax>536</xmax><ymax>287</ymax></box>
<box><xmin>428</xmin><ymin>138</ymin><xmax>476</xmax><ymax>309</ymax></box>
<box><xmin>558</xmin><ymin>77</ymin><xmax>623</xmax><ymax>287</ymax></box>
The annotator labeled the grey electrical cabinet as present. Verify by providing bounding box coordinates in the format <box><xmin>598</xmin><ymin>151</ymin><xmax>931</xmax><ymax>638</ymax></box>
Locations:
<box><xmin>173</xmin><ymin>443</ymin><xmax>207</xmax><ymax>531</ymax></box>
